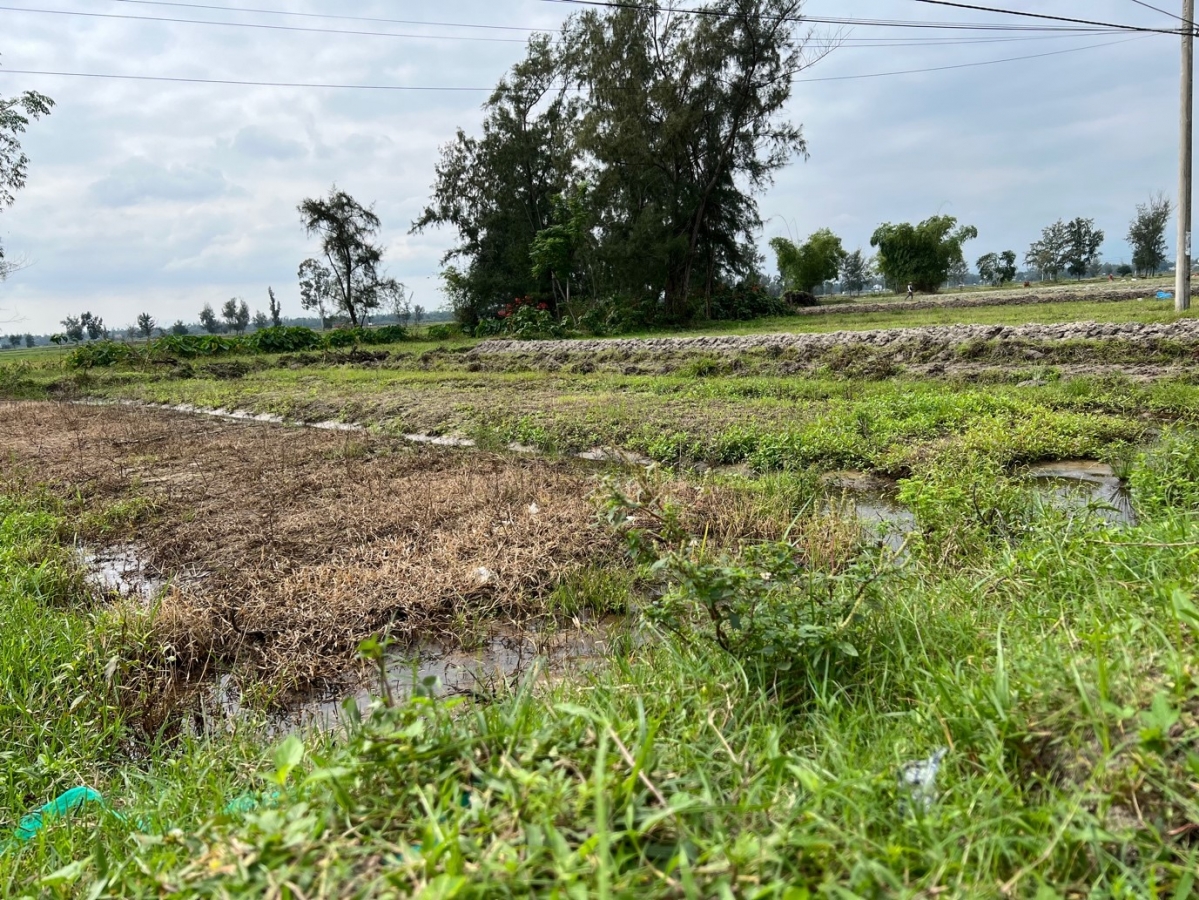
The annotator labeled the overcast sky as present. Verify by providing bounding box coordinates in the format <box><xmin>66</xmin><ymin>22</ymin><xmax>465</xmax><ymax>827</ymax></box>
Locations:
<box><xmin>0</xmin><ymin>0</ymin><xmax>1187</xmax><ymax>334</ymax></box>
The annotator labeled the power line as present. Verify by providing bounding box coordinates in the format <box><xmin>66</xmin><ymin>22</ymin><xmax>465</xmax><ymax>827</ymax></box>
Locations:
<box><xmin>0</xmin><ymin>68</ymin><xmax>497</xmax><ymax>90</ymax></box>
<box><xmin>795</xmin><ymin>34</ymin><xmax>1147</xmax><ymax>81</ymax></box>
<box><xmin>94</xmin><ymin>0</ymin><xmax>1139</xmax><ymax>48</ymax></box>
<box><xmin>903</xmin><ymin>0</ymin><xmax>1179</xmax><ymax>33</ymax></box>
<box><xmin>0</xmin><ymin>4</ymin><xmax>530</xmax><ymax>42</ymax></box>
<box><xmin>538</xmin><ymin>0</ymin><xmax>1182</xmax><ymax>34</ymax></box>
<box><xmin>1125</xmin><ymin>0</ymin><xmax>1195</xmax><ymax>29</ymax></box>
<box><xmin>0</xmin><ymin>35</ymin><xmax>1153</xmax><ymax>92</ymax></box>
<box><xmin>111</xmin><ymin>0</ymin><xmax>543</xmax><ymax>33</ymax></box>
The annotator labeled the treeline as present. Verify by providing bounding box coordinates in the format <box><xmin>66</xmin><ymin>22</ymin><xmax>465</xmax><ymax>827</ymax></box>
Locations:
<box><xmin>770</xmin><ymin>197</ymin><xmax>1174</xmax><ymax>298</ymax></box>
<box><xmin>64</xmin><ymin>323</ymin><xmax>457</xmax><ymax>369</ymax></box>
<box><xmin>413</xmin><ymin>0</ymin><xmax>815</xmax><ymax>332</ymax></box>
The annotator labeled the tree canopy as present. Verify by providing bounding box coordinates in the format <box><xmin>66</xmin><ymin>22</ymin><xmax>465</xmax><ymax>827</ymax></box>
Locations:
<box><xmin>299</xmin><ymin>188</ymin><xmax>389</xmax><ymax>327</ymax></box>
<box><xmin>415</xmin><ymin>1</ymin><xmax>823</xmax><ymax>328</ymax></box>
<box><xmin>769</xmin><ymin>229</ymin><xmax>845</xmax><ymax>293</ymax></box>
<box><xmin>1128</xmin><ymin>194</ymin><xmax>1172</xmax><ymax>277</ymax></box>
<box><xmin>0</xmin><ymin>83</ymin><xmax>53</xmax><ymax>279</ymax></box>
<box><xmin>870</xmin><ymin>216</ymin><xmax>978</xmax><ymax>293</ymax></box>
<box><xmin>976</xmin><ymin>250</ymin><xmax>1017</xmax><ymax>286</ymax></box>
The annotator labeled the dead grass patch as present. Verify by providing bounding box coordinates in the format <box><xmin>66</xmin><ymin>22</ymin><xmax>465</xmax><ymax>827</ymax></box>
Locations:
<box><xmin>0</xmin><ymin>402</ymin><xmax>618</xmax><ymax>695</ymax></box>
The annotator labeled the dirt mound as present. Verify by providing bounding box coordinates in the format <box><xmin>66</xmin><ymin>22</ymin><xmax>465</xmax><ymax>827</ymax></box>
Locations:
<box><xmin>473</xmin><ymin>318</ymin><xmax>1199</xmax><ymax>363</ymax></box>
<box><xmin>794</xmin><ymin>283</ymin><xmax>1159</xmax><ymax>318</ymax></box>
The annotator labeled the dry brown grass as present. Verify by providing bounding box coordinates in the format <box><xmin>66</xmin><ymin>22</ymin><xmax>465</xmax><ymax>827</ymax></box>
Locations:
<box><xmin>1</xmin><ymin>401</ymin><xmax>620</xmax><ymax>695</ymax></box>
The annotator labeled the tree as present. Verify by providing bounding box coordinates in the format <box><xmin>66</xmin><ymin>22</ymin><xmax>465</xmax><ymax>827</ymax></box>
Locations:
<box><xmin>80</xmin><ymin>312</ymin><xmax>106</xmax><ymax>341</ymax></box>
<box><xmin>530</xmin><ymin>183</ymin><xmax>594</xmax><ymax>319</ymax></box>
<box><xmin>199</xmin><ymin>303</ymin><xmax>222</xmax><ymax>334</ymax></box>
<box><xmin>298</xmin><ymin>258</ymin><xmax>335</xmax><ymax>329</ymax></box>
<box><xmin>298</xmin><ymin>187</ymin><xmax>388</xmax><ymax>327</ymax></box>
<box><xmin>1</xmin><ymin>83</ymin><xmax>54</xmax><ymax>280</ymax></box>
<box><xmin>136</xmin><ymin>313</ymin><xmax>155</xmax><ymax>339</ymax></box>
<box><xmin>569</xmin><ymin>0</ymin><xmax>817</xmax><ymax>319</ymax></box>
<box><xmin>870</xmin><ymin>216</ymin><xmax>978</xmax><ymax>293</ymax></box>
<box><xmin>415</xmin><ymin>2</ymin><xmax>825</xmax><ymax>326</ymax></box>
<box><xmin>268</xmin><ymin>286</ymin><xmax>283</xmax><ymax>327</ymax></box>
<box><xmin>413</xmin><ymin>304</ymin><xmax>425</xmax><ymax>327</ymax></box>
<box><xmin>221</xmin><ymin>298</ymin><xmax>250</xmax><ymax>335</ymax></box>
<box><xmin>770</xmin><ymin>230</ymin><xmax>846</xmax><ymax>294</ymax></box>
<box><xmin>839</xmin><ymin>249</ymin><xmax>870</xmax><ymax>295</ymax></box>
<box><xmin>252</xmin><ymin>309</ymin><xmax>269</xmax><ymax>330</ymax></box>
<box><xmin>1128</xmin><ymin>193</ymin><xmax>1172</xmax><ymax>277</ymax></box>
<box><xmin>1025</xmin><ymin>220</ymin><xmax>1067</xmax><ymax>282</ymax></box>
<box><xmin>170</xmin><ymin>320</ymin><xmax>189</xmax><ymax>335</ymax></box>
<box><xmin>1117</xmin><ymin>263</ymin><xmax>1134</xmax><ymax>277</ymax></box>
<box><xmin>1064</xmin><ymin>217</ymin><xmax>1104</xmax><ymax>279</ymax></box>
<box><xmin>23</xmin><ymin>333</ymin><xmax>33</xmax><ymax>348</ymax></box>
<box><xmin>412</xmin><ymin>35</ymin><xmax>579</xmax><ymax>330</ymax></box>
<box><xmin>977</xmin><ymin>250</ymin><xmax>1017</xmax><ymax>286</ymax></box>
<box><xmin>6</xmin><ymin>333</ymin><xmax>19</xmax><ymax>348</ymax></box>
<box><xmin>60</xmin><ymin>315</ymin><xmax>83</xmax><ymax>343</ymax></box>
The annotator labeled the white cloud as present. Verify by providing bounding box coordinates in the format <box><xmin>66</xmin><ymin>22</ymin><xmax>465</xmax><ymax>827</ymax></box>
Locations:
<box><xmin>0</xmin><ymin>0</ymin><xmax>1189</xmax><ymax>331</ymax></box>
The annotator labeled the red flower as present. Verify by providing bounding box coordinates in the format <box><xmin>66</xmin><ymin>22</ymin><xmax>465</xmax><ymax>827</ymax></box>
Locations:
<box><xmin>537</xmin><ymin>302</ymin><xmax>549</xmax><ymax>310</ymax></box>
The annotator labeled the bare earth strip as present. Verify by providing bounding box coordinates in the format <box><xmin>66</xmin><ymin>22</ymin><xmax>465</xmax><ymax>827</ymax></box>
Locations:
<box><xmin>473</xmin><ymin>317</ymin><xmax>1199</xmax><ymax>359</ymax></box>
<box><xmin>793</xmin><ymin>281</ymin><xmax>1169</xmax><ymax>317</ymax></box>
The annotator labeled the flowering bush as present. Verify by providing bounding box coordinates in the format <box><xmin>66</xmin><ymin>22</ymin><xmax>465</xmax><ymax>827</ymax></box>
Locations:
<box><xmin>480</xmin><ymin>296</ymin><xmax>568</xmax><ymax>339</ymax></box>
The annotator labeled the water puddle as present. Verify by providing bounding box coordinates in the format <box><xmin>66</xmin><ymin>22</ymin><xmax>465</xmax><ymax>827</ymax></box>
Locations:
<box><xmin>76</xmin><ymin>544</ymin><xmax>169</xmax><ymax>604</ymax></box>
<box><xmin>1023</xmin><ymin>460</ymin><xmax>1136</xmax><ymax>525</ymax></box>
<box><xmin>578</xmin><ymin>446</ymin><xmax>655</xmax><ymax>466</ymax></box>
<box><xmin>403</xmin><ymin>432</ymin><xmax>476</xmax><ymax>447</ymax></box>
<box><xmin>824</xmin><ymin>472</ymin><xmax>916</xmax><ymax>552</ymax></box>
<box><xmin>199</xmin><ymin>618</ymin><xmax>628</xmax><ymax>733</ymax></box>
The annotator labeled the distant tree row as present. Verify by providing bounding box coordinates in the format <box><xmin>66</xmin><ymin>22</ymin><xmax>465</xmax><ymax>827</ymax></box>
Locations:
<box><xmin>1</xmin><ymin>333</ymin><xmax>35</xmax><ymax>348</ymax></box>
<box><xmin>770</xmin><ymin>193</ymin><xmax>1178</xmax><ymax>298</ymax></box>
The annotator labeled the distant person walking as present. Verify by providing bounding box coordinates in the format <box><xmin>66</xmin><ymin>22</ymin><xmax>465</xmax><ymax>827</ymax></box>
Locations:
<box><xmin>906</xmin><ymin>283</ymin><xmax>914</xmax><ymax>301</ymax></box>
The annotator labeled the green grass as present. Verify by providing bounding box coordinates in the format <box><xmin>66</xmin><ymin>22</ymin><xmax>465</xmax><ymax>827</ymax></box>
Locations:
<box><xmin>4</xmin><ymin>433</ymin><xmax>1199</xmax><ymax>895</ymax></box>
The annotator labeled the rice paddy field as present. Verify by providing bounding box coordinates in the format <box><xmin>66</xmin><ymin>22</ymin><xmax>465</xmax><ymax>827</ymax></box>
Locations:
<box><xmin>3</xmin><ymin>293</ymin><xmax>1199</xmax><ymax>897</ymax></box>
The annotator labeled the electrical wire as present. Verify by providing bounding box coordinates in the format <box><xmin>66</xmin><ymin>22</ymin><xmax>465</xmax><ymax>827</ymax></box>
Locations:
<box><xmin>538</xmin><ymin>0</ymin><xmax>1183</xmax><ymax>34</ymax></box>
<box><xmin>111</xmin><ymin>0</ymin><xmax>543</xmax><ymax>33</ymax></box>
<box><xmin>0</xmin><ymin>4</ymin><xmax>531</xmax><ymax>42</ymax></box>
<box><xmin>96</xmin><ymin>0</ymin><xmax>1143</xmax><ymax>48</ymax></box>
<box><xmin>0</xmin><ymin>34</ymin><xmax>1154</xmax><ymax>91</ymax></box>
<box><xmin>1125</xmin><ymin>0</ymin><xmax>1195</xmax><ymax>30</ymax></box>
<box><xmin>794</xmin><ymin>33</ymin><xmax>1147</xmax><ymax>81</ymax></box>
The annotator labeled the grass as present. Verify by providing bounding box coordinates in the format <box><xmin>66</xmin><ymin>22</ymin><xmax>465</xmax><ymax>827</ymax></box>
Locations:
<box><xmin>4</xmin><ymin>298</ymin><xmax>1199</xmax><ymax>894</ymax></box>
<box><xmin>4</xmin><ymin>426</ymin><xmax>1199</xmax><ymax>895</ymax></box>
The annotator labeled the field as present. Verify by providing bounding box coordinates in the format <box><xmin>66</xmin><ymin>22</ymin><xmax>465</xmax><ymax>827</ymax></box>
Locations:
<box><xmin>3</xmin><ymin>293</ymin><xmax>1199</xmax><ymax>896</ymax></box>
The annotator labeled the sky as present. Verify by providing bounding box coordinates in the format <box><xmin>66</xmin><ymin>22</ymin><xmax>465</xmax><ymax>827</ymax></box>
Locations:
<box><xmin>0</xmin><ymin>0</ymin><xmax>1189</xmax><ymax>334</ymax></box>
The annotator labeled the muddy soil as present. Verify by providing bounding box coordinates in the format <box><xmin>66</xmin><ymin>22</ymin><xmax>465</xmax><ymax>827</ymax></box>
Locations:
<box><xmin>0</xmin><ymin>401</ymin><xmax>624</xmax><ymax>695</ymax></box>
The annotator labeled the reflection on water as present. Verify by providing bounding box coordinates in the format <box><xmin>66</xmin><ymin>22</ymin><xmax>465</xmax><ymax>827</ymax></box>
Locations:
<box><xmin>76</xmin><ymin>544</ymin><xmax>168</xmax><ymax>604</ymax></box>
<box><xmin>1023</xmin><ymin>460</ymin><xmax>1136</xmax><ymax>526</ymax></box>
<box><xmin>824</xmin><ymin>459</ymin><xmax>1136</xmax><ymax>552</ymax></box>
<box><xmin>275</xmin><ymin>618</ymin><xmax>627</xmax><ymax>731</ymax></box>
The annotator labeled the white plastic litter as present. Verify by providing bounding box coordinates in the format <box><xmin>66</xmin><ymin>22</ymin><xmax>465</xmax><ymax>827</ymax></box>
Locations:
<box><xmin>528</xmin><ymin>502</ymin><xmax>541</xmax><ymax>516</ymax></box>
<box><xmin>474</xmin><ymin>567</ymin><xmax>494</xmax><ymax>585</ymax></box>
<box><xmin>898</xmin><ymin>748</ymin><xmax>947</xmax><ymax>812</ymax></box>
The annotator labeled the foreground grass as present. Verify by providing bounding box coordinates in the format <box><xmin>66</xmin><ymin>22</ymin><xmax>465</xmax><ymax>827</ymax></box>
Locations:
<box><xmin>3</xmin><ymin>427</ymin><xmax>1199</xmax><ymax>895</ymax></box>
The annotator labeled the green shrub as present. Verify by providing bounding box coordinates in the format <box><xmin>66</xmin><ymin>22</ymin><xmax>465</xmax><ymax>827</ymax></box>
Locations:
<box><xmin>149</xmin><ymin>334</ymin><xmax>247</xmax><ymax>359</ymax></box>
<box><xmin>424</xmin><ymin>323</ymin><xmax>456</xmax><ymax>341</ymax></box>
<box><xmin>248</xmin><ymin>326</ymin><xmax>324</xmax><ymax>354</ymax></box>
<box><xmin>66</xmin><ymin>341</ymin><xmax>141</xmax><ymax>369</ymax></box>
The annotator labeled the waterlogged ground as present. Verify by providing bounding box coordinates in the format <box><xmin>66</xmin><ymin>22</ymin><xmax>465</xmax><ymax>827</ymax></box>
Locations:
<box><xmin>4</xmin><ymin>327</ymin><xmax>1199</xmax><ymax>894</ymax></box>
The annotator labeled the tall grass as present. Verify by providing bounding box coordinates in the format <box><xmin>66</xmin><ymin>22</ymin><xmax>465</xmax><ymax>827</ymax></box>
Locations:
<box><xmin>3</xmin><ymin>427</ymin><xmax>1199</xmax><ymax>895</ymax></box>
